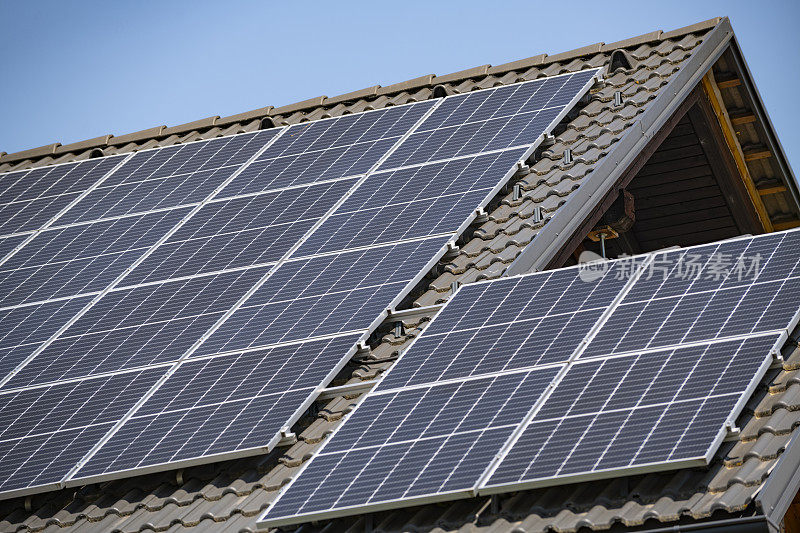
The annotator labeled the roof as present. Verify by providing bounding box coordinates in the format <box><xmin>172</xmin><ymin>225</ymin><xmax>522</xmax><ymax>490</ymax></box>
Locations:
<box><xmin>2</xmin><ymin>15</ymin><xmax>800</xmax><ymax>533</ymax></box>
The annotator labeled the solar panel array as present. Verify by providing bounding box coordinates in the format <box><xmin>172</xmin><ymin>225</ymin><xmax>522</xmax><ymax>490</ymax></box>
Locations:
<box><xmin>260</xmin><ymin>229</ymin><xmax>800</xmax><ymax>527</ymax></box>
<box><xmin>0</xmin><ymin>68</ymin><xmax>601</xmax><ymax>499</ymax></box>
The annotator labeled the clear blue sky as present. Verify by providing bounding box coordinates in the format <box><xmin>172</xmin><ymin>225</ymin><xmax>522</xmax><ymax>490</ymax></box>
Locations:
<box><xmin>0</xmin><ymin>1</ymin><xmax>798</xmax><ymax>174</ymax></box>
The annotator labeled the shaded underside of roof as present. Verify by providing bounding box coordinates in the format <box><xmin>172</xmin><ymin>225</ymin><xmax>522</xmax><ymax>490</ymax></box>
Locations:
<box><xmin>2</xmin><ymin>16</ymin><xmax>799</xmax><ymax>533</ymax></box>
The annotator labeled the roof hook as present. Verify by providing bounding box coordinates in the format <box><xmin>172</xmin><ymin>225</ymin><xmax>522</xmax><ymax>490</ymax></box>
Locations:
<box><xmin>432</xmin><ymin>85</ymin><xmax>451</xmax><ymax>99</ymax></box>
<box><xmin>259</xmin><ymin>117</ymin><xmax>277</xmax><ymax>130</ymax></box>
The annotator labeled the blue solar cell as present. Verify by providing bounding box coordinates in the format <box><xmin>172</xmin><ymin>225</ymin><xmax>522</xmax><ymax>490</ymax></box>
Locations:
<box><xmin>0</xmin><ymin>192</ymin><xmax>80</xmax><ymax>236</ymax></box>
<box><xmin>4</xmin><ymin>313</ymin><xmax>220</xmax><ymax>389</ymax></box>
<box><xmin>264</xmin><ymin>368</ymin><xmax>558</xmax><ymax>522</ymax></box>
<box><xmin>0</xmin><ymin>423</ymin><xmax>112</xmax><ymax>495</ymax></box>
<box><xmin>378</xmin><ymin>308</ymin><xmax>601</xmax><ymax>391</ymax></box>
<box><xmin>57</xmin><ymin>133</ymin><xmax>278</xmax><ymax>226</ymax></box>
<box><xmin>59</xmin><ymin>166</ymin><xmax>230</xmax><ymax>224</ymax></box>
<box><xmin>583</xmin><ymin>231</ymin><xmax>800</xmax><ymax>358</ymax></box>
<box><xmin>295</xmin><ymin>149</ymin><xmax>528</xmax><ymax>256</ymax></box>
<box><xmin>297</xmin><ymin>189</ymin><xmax>490</xmax><ymax>256</ymax></box>
<box><xmin>75</xmin><ymin>334</ymin><xmax>361</xmax><ymax>479</ymax></box>
<box><xmin>196</xmin><ymin>237</ymin><xmax>449</xmax><ymax>355</ymax></box>
<box><xmin>101</xmin><ymin>132</ymin><xmax>276</xmax><ymax>188</ymax></box>
<box><xmin>124</xmin><ymin>178</ymin><xmax>357</xmax><ymax>284</ymax></box>
<box><xmin>221</xmin><ymin>102</ymin><xmax>435</xmax><ymax>198</ymax></box>
<box><xmin>261</xmin><ymin>229</ymin><xmax>800</xmax><ymax>528</ymax></box>
<box><xmin>0</xmin><ymin>234</ymin><xmax>27</xmax><ymax>261</ymax></box>
<box><xmin>76</xmin><ymin>391</ymin><xmax>305</xmax><ymax>478</ymax></box>
<box><xmin>0</xmin><ymin>208</ymin><xmax>190</xmax><ymax>307</ymax></box>
<box><xmin>378</xmin><ymin>71</ymin><xmax>597</xmax><ymax>170</ymax></box>
<box><xmin>68</xmin><ymin>266</ymin><xmax>268</xmax><ymax>337</ymax></box>
<box><xmin>337</xmin><ymin>149</ymin><xmax>528</xmax><ymax>214</ymax></box>
<box><xmin>0</xmin><ymin>296</ymin><xmax>91</xmax><ymax>353</ymax></box>
<box><xmin>0</xmin><ymin>367</ymin><xmax>165</xmax><ymax>494</ymax></box>
<box><xmin>0</xmin><ymin>157</ymin><xmax>124</xmax><ymax>236</ymax></box>
<box><xmin>0</xmin><ymin>157</ymin><xmax>123</xmax><ymax>206</ymax></box>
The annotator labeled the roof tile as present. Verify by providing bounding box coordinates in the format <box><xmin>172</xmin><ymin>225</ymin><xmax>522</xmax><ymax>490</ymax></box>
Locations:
<box><xmin>323</xmin><ymin>85</ymin><xmax>380</xmax><ymax>106</ymax></box>
<box><xmin>161</xmin><ymin>116</ymin><xmax>219</xmax><ymax>136</ymax></box>
<box><xmin>487</xmin><ymin>54</ymin><xmax>548</xmax><ymax>75</ymax></box>
<box><xmin>271</xmin><ymin>95</ymin><xmax>327</xmax><ymax>116</ymax></box>
<box><xmin>544</xmin><ymin>42</ymin><xmax>605</xmax><ymax>64</ymax></box>
<box><xmin>215</xmin><ymin>106</ymin><xmax>273</xmax><ymax>126</ymax></box>
<box><xmin>431</xmin><ymin>65</ymin><xmax>491</xmax><ymax>85</ymax></box>
<box><xmin>107</xmin><ymin>125</ymin><xmax>166</xmax><ymax>146</ymax></box>
<box><xmin>375</xmin><ymin>74</ymin><xmax>435</xmax><ymax>96</ymax></box>
<box><xmin>660</xmin><ymin>17</ymin><xmax>722</xmax><ymax>40</ymax></box>
<box><xmin>601</xmin><ymin>30</ymin><xmax>664</xmax><ymax>52</ymax></box>
<box><xmin>54</xmin><ymin>135</ymin><xmax>113</xmax><ymax>154</ymax></box>
<box><xmin>0</xmin><ymin>142</ymin><xmax>60</xmax><ymax>163</ymax></box>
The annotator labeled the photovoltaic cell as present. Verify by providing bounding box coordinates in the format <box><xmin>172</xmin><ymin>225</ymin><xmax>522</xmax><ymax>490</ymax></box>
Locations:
<box><xmin>0</xmin><ymin>296</ymin><xmax>91</xmax><ymax>355</ymax></box>
<box><xmin>220</xmin><ymin>102</ymin><xmax>436</xmax><ymax>198</ymax></box>
<box><xmin>3</xmin><ymin>69</ymin><xmax>603</xmax><ymax>500</ymax></box>
<box><xmin>295</xmin><ymin>149</ymin><xmax>528</xmax><ymax>256</ymax></box>
<box><xmin>57</xmin><ymin>131</ymin><xmax>276</xmax><ymax>225</ymax></box>
<box><xmin>0</xmin><ymin>235</ymin><xmax>27</xmax><ymax>261</ymax></box>
<box><xmin>260</xmin><ymin>230</ymin><xmax>800</xmax><ymax>527</ymax></box>
<box><xmin>378</xmin><ymin>70</ymin><xmax>597</xmax><ymax>170</ymax></box>
<box><xmin>0</xmin><ymin>368</ymin><xmax>164</xmax><ymax>494</ymax></box>
<box><xmin>582</xmin><ymin>230</ymin><xmax>800</xmax><ymax>358</ymax></box>
<box><xmin>74</xmin><ymin>334</ymin><xmax>361</xmax><ymax>478</ymax></box>
<box><xmin>378</xmin><ymin>260</ymin><xmax>629</xmax><ymax>390</ymax></box>
<box><xmin>0</xmin><ymin>156</ymin><xmax>124</xmax><ymax>236</ymax></box>
<box><xmin>2</xmin><ymin>267</ymin><xmax>269</xmax><ymax>389</ymax></box>
<box><xmin>195</xmin><ymin>237</ymin><xmax>450</xmax><ymax>355</ymax></box>
<box><xmin>485</xmin><ymin>335</ymin><xmax>778</xmax><ymax>488</ymax></box>
<box><xmin>5</xmin><ymin>314</ymin><xmax>221</xmax><ymax>389</ymax></box>
<box><xmin>0</xmin><ymin>208</ymin><xmax>190</xmax><ymax>307</ymax></box>
<box><xmin>265</xmin><ymin>369</ymin><xmax>558</xmax><ymax>521</ymax></box>
<box><xmin>124</xmin><ymin>178</ymin><xmax>358</xmax><ymax>284</ymax></box>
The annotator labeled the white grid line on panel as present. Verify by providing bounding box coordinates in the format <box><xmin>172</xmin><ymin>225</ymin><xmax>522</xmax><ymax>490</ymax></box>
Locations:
<box><xmin>0</xmin><ymin>155</ymin><xmax>134</xmax><ymax>271</ymax></box>
<box><xmin>473</xmin><ymin>253</ymin><xmax>655</xmax><ymax>489</ymax></box>
<box><xmin>0</xmin><ymin>129</ymin><xmax>289</xmax><ymax>390</ymax></box>
<box><xmin>257</xmin><ymin>69</ymin><xmax>607</xmax><ymax>528</ymax></box>
<box><xmin>61</xmin><ymin>96</ymin><xmax>448</xmax><ymax>486</ymax></box>
<box><xmin>0</xmin><ymin>329</ymin><xmax>366</xmax><ymax>395</ymax></box>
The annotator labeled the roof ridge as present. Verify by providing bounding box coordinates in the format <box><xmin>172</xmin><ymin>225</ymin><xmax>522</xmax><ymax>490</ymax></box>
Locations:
<box><xmin>0</xmin><ymin>17</ymin><xmax>723</xmax><ymax>167</ymax></box>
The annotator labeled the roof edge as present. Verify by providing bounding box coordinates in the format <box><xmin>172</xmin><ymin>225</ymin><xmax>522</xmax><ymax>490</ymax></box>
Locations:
<box><xmin>725</xmin><ymin>33</ymin><xmax>800</xmax><ymax>207</ymax></box>
<box><xmin>505</xmin><ymin>17</ymin><xmax>733</xmax><ymax>275</ymax></box>
<box><xmin>756</xmin><ymin>424</ymin><xmax>800</xmax><ymax>526</ymax></box>
<box><xmin>0</xmin><ymin>18</ymin><xmax>725</xmax><ymax>166</ymax></box>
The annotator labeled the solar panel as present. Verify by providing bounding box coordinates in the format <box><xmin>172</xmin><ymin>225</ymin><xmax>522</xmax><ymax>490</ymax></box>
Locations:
<box><xmin>259</xmin><ymin>230</ymin><xmax>800</xmax><ymax>527</ymax></box>
<box><xmin>295</xmin><ymin>149</ymin><xmax>529</xmax><ymax>255</ymax></box>
<box><xmin>0</xmin><ymin>208</ymin><xmax>189</xmax><ymax>307</ymax></box>
<box><xmin>584</xmin><ymin>230</ymin><xmax>800</xmax><ymax>357</ymax></box>
<box><xmin>123</xmin><ymin>178</ymin><xmax>359</xmax><ymax>284</ymax></box>
<box><xmin>378</xmin><ymin>69</ymin><xmax>597</xmax><ymax>170</ymax></box>
<box><xmin>483</xmin><ymin>334</ymin><xmax>779</xmax><ymax>490</ymax></box>
<box><xmin>264</xmin><ymin>368</ymin><xmax>560</xmax><ymax>521</ymax></box>
<box><xmin>74</xmin><ymin>334</ymin><xmax>362</xmax><ymax>479</ymax></box>
<box><xmin>219</xmin><ymin>102</ymin><xmax>437</xmax><ymax>198</ymax></box>
<box><xmin>0</xmin><ymin>368</ymin><xmax>165</xmax><ymax>494</ymax></box>
<box><xmin>0</xmin><ymin>156</ymin><xmax>125</xmax><ymax>237</ymax></box>
<box><xmin>0</xmin><ymin>68</ymin><xmax>602</xmax><ymax>500</ymax></box>
<box><xmin>57</xmin><ymin>133</ymin><xmax>273</xmax><ymax>225</ymax></box>
<box><xmin>194</xmin><ymin>237</ymin><xmax>451</xmax><ymax>355</ymax></box>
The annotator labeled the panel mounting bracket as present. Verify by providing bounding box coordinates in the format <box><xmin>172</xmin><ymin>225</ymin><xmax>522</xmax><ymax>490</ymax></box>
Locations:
<box><xmin>278</xmin><ymin>427</ymin><xmax>298</xmax><ymax>447</ymax></box>
<box><xmin>770</xmin><ymin>346</ymin><xmax>785</xmax><ymax>368</ymax></box>
<box><xmin>724</xmin><ymin>420</ymin><xmax>741</xmax><ymax>441</ymax></box>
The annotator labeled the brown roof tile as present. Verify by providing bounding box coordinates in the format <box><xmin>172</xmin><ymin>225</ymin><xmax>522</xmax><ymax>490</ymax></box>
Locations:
<box><xmin>5</xmin><ymin>16</ymin><xmax>800</xmax><ymax>533</ymax></box>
